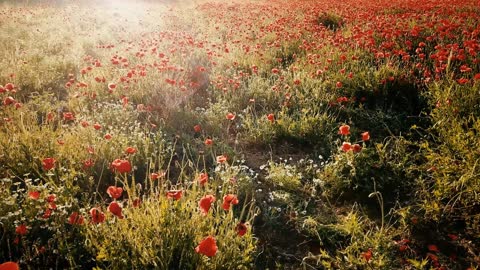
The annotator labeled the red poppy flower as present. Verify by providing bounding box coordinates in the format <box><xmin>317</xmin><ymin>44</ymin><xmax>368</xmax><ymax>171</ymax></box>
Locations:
<box><xmin>104</xmin><ymin>133</ymin><xmax>112</xmax><ymax>140</ymax></box>
<box><xmin>125</xmin><ymin>147</ymin><xmax>137</xmax><ymax>154</ymax></box>
<box><xmin>352</xmin><ymin>144</ymin><xmax>362</xmax><ymax>153</ymax></box>
<box><xmin>93</xmin><ymin>123</ymin><xmax>102</xmax><ymax>130</ymax></box>
<box><xmin>362</xmin><ymin>249</ymin><xmax>372</xmax><ymax>262</ymax></box>
<box><xmin>111</xmin><ymin>159</ymin><xmax>132</xmax><ymax>173</ymax></box>
<box><xmin>0</xmin><ymin>262</ymin><xmax>19</xmax><ymax>270</ymax></box>
<box><xmin>14</xmin><ymin>102</ymin><xmax>23</xmax><ymax>110</ymax></box>
<box><xmin>457</xmin><ymin>78</ymin><xmax>469</xmax><ymax>85</ymax></box>
<box><xmin>47</xmin><ymin>112</ymin><xmax>55</xmax><ymax>122</ymax></box>
<box><xmin>341</xmin><ymin>142</ymin><xmax>352</xmax><ymax>152</ymax></box>
<box><xmin>216</xmin><ymin>155</ymin><xmax>227</xmax><ymax>164</ymax></box>
<box><xmin>448</xmin><ymin>234</ymin><xmax>458</xmax><ymax>241</ymax></box>
<box><xmin>195</xmin><ymin>236</ymin><xmax>218</xmax><ymax>257</ymax></box>
<box><xmin>204</xmin><ymin>138</ymin><xmax>213</xmax><ymax>146</ymax></box>
<box><xmin>338</xmin><ymin>124</ymin><xmax>350</xmax><ymax>135</ymax></box>
<box><xmin>46</xmin><ymin>194</ymin><xmax>56</xmax><ymax>203</ymax></box>
<box><xmin>81</xmin><ymin>121</ymin><xmax>89</xmax><ymax>128</ymax></box>
<box><xmin>267</xmin><ymin>113</ymin><xmax>275</xmax><ymax>123</ymax></box>
<box><xmin>362</xmin><ymin>131</ymin><xmax>370</xmax><ymax>141</ymax></box>
<box><xmin>108</xmin><ymin>201</ymin><xmax>124</xmax><ymax>219</ymax></box>
<box><xmin>3</xmin><ymin>96</ymin><xmax>15</xmax><ymax>106</ymax></box>
<box><xmin>107</xmin><ymin>186</ymin><xmax>123</xmax><ymax>199</ymax></box>
<box><xmin>198</xmin><ymin>172</ymin><xmax>208</xmax><ymax>186</ymax></box>
<box><xmin>43</xmin><ymin>208</ymin><xmax>52</xmax><ymax>219</ymax></box>
<box><xmin>42</xmin><ymin>158</ymin><xmax>56</xmax><ymax>171</ymax></box>
<box><xmin>122</xmin><ymin>96</ymin><xmax>129</xmax><ymax>108</ymax></box>
<box><xmin>226</xmin><ymin>112</ymin><xmax>235</xmax><ymax>120</ymax></box>
<box><xmin>199</xmin><ymin>195</ymin><xmax>215</xmax><ymax>215</ymax></box>
<box><xmin>236</xmin><ymin>222</ymin><xmax>248</xmax><ymax>236</ymax></box>
<box><xmin>68</xmin><ymin>212</ymin><xmax>84</xmax><ymax>225</ymax></box>
<box><xmin>166</xmin><ymin>190</ymin><xmax>183</xmax><ymax>200</ymax></box>
<box><xmin>83</xmin><ymin>159</ymin><xmax>94</xmax><ymax>169</ymax></box>
<box><xmin>108</xmin><ymin>83</ymin><xmax>116</xmax><ymax>90</ymax></box>
<box><xmin>222</xmin><ymin>194</ymin><xmax>239</xmax><ymax>210</ymax></box>
<box><xmin>427</xmin><ymin>253</ymin><xmax>438</xmax><ymax>262</ymax></box>
<box><xmin>15</xmin><ymin>224</ymin><xmax>27</xmax><ymax>235</ymax></box>
<box><xmin>336</xmin><ymin>81</ymin><xmax>343</xmax><ymax>88</ymax></box>
<box><xmin>28</xmin><ymin>191</ymin><xmax>40</xmax><ymax>200</ymax></box>
<box><xmin>63</xmin><ymin>112</ymin><xmax>75</xmax><ymax>121</ymax></box>
<box><xmin>194</xmin><ymin>124</ymin><xmax>202</xmax><ymax>133</ymax></box>
<box><xmin>89</xmin><ymin>208</ymin><xmax>106</xmax><ymax>224</ymax></box>
<box><xmin>474</xmin><ymin>73</ymin><xmax>480</xmax><ymax>80</ymax></box>
<box><xmin>4</xmin><ymin>83</ymin><xmax>14</xmax><ymax>91</ymax></box>
<box><xmin>428</xmin><ymin>244</ymin><xmax>439</xmax><ymax>252</ymax></box>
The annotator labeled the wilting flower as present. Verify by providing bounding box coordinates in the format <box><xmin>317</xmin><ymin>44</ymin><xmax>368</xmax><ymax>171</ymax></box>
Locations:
<box><xmin>166</xmin><ymin>190</ymin><xmax>183</xmax><ymax>200</ymax></box>
<box><xmin>236</xmin><ymin>222</ymin><xmax>248</xmax><ymax>236</ymax></box>
<box><xmin>68</xmin><ymin>212</ymin><xmax>84</xmax><ymax>225</ymax></box>
<box><xmin>107</xmin><ymin>186</ymin><xmax>123</xmax><ymax>199</ymax></box>
<box><xmin>222</xmin><ymin>194</ymin><xmax>239</xmax><ymax>210</ymax></box>
<box><xmin>108</xmin><ymin>201</ymin><xmax>124</xmax><ymax>219</ymax></box>
<box><xmin>199</xmin><ymin>195</ymin><xmax>215</xmax><ymax>215</ymax></box>
<box><xmin>338</xmin><ymin>124</ymin><xmax>350</xmax><ymax>135</ymax></box>
<box><xmin>15</xmin><ymin>224</ymin><xmax>27</xmax><ymax>235</ymax></box>
<box><xmin>195</xmin><ymin>236</ymin><xmax>218</xmax><ymax>257</ymax></box>
<box><xmin>361</xmin><ymin>131</ymin><xmax>370</xmax><ymax>141</ymax></box>
<box><xmin>0</xmin><ymin>261</ymin><xmax>20</xmax><ymax>270</ymax></box>
<box><xmin>132</xmin><ymin>198</ymin><xmax>142</xmax><ymax>208</ymax></box>
<box><xmin>111</xmin><ymin>159</ymin><xmax>132</xmax><ymax>173</ymax></box>
<box><xmin>89</xmin><ymin>208</ymin><xmax>105</xmax><ymax>224</ymax></box>
<box><xmin>42</xmin><ymin>158</ymin><xmax>56</xmax><ymax>171</ymax></box>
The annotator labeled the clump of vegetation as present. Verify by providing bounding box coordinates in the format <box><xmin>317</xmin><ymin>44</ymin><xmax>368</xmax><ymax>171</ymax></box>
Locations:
<box><xmin>317</xmin><ymin>12</ymin><xmax>344</xmax><ymax>31</ymax></box>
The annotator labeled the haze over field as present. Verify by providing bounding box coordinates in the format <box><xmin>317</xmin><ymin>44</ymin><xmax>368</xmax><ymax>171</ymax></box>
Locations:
<box><xmin>0</xmin><ymin>0</ymin><xmax>479</xmax><ymax>269</ymax></box>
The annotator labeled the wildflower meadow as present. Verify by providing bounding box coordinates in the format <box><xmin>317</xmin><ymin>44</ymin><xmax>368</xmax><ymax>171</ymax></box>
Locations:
<box><xmin>0</xmin><ymin>0</ymin><xmax>479</xmax><ymax>269</ymax></box>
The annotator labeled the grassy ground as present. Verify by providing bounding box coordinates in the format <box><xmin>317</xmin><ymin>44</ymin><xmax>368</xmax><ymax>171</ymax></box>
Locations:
<box><xmin>1</xmin><ymin>0</ymin><xmax>480</xmax><ymax>269</ymax></box>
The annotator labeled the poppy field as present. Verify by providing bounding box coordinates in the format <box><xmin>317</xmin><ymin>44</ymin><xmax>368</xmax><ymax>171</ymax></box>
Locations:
<box><xmin>0</xmin><ymin>0</ymin><xmax>480</xmax><ymax>269</ymax></box>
